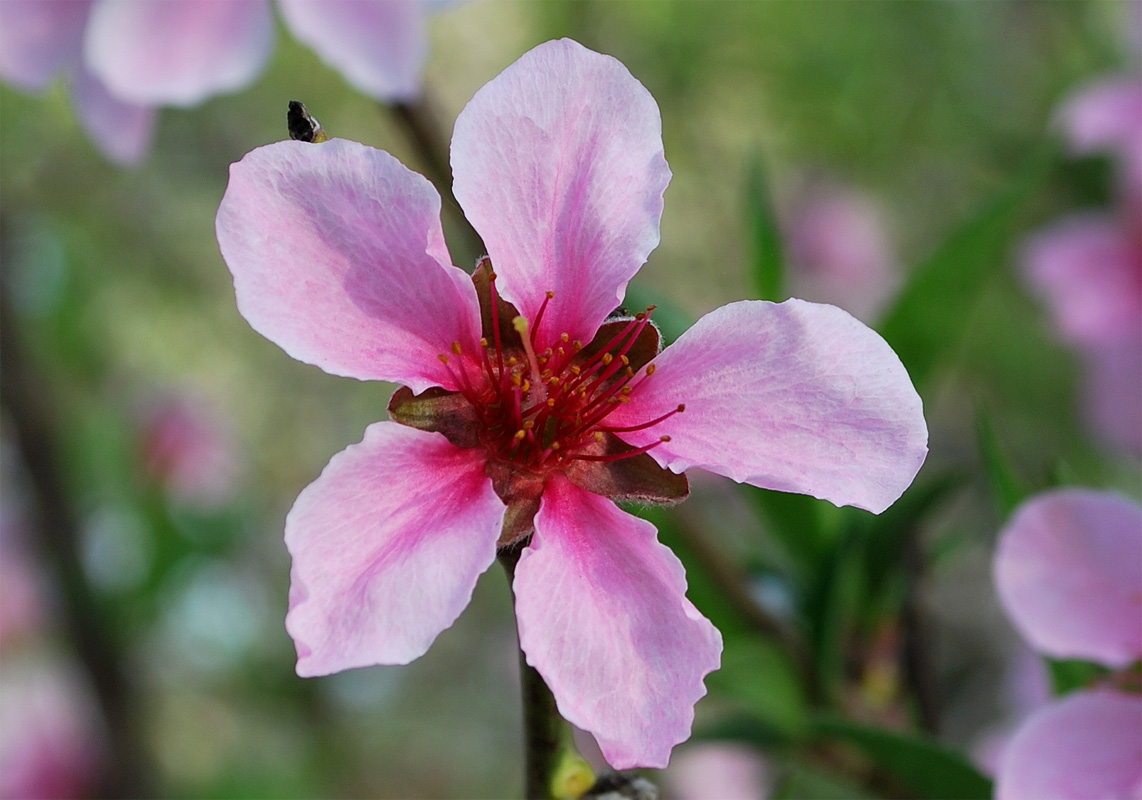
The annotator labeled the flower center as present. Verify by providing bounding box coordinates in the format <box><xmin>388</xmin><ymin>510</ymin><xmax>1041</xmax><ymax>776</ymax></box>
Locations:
<box><xmin>436</xmin><ymin>273</ymin><xmax>683</xmax><ymax>476</ymax></box>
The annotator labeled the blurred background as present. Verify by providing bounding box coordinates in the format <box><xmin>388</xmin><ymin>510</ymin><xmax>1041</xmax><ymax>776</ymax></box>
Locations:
<box><xmin>1</xmin><ymin>1</ymin><xmax>1139</xmax><ymax>798</ymax></box>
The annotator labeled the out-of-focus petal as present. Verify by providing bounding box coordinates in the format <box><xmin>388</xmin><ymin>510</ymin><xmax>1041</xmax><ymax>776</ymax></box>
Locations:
<box><xmin>610</xmin><ymin>300</ymin><xmax>927</xmax><ymax>514</ymax></box>
<box><xmin>452</xmin><ymin>39</ymin><xmax>671</xmax><ymax>352</ymax></box>
<box><xmin>0</xmin><ymin>0</ymin><xmax>91</xmax><ymax>92</ymax></box>
<box><xmin>285</xmin><ymin>422</ymin><xmax>504</xmax><ymax>676</ymax></box>
<box><xmin>994</xmin><ymin>489</ymin><xmax>1142</xmax><ymax>667</ymax></box>
<box><xmin>667</xmin><ymin>742</ymin><xmax>774</xmax><ymax>800</ymax></box>
<box><xmin>1057</xmin><ymin>77</ymin><xmax>1142</xmax><ymax>159</ymax></box>
<box><xmin>514</xmin><ymin>476</ymin><xmax>721</xmax><ymax>769</ymax></box>
<box><xmin>1086</xmin><ymin>336</ymin><xmax>1142</xmax><ymax>455</ymax></box>
<box><xmin>216</xmin><ymin>138</ymin><xmax>483</xmax><ymax>393</ymax></box>
<box><xmin>277</xmin><ymin>0</ymin><xmax>427</xmax><ymax>102</ymax></box>
<box><xmin>70</xmin><ymin>67</ymin><xmax>154</xmax><ymax>166</ymax></box>
<box><xmin>1021</xmin><ymin>214</ymin><xmax>1142</xmax><ymax>348</ymax></box>
<box><xmin>785</xmin><ymin>180</ymin><xmax>899</xmax><ymax>323</ymax></box>
<box><xmin>996</xmin><ymin>691</ymin><xmax>1142</xmax><ymax>800</ymax></box>
<box><xmin>83</xmin><ymin>0</ymin><xmax>273</xmax><ymax>107</ymax></box>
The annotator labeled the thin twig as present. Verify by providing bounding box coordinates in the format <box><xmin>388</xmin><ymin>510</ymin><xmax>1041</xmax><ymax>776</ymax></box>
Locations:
<box><xmin>390</xmin><ymin>95</ymin><xmax>486</xmax><ymax>265</ymax></box>
<box><xmin>498</xmin><ymin>545</ymin><xmax>562</xmax><ymax>800</ymax></box>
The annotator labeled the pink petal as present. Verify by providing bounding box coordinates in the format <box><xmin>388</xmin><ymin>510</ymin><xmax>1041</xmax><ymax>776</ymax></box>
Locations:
<box><xmin>83</xmin><ymin>0</ymin><xmax>273</xmax><ymax>107</ymax></box>
<box><xmin>1057</xmin><ymin>77</ymin><xmax>1142</xmax><ymax>159</ymax></box>
<box><xmin>451</xmin><ymin>39</ymin><xmax>671</xmax><ymax>352</ymax></box>
<box><xmin>996</xmin><ymin>691</ymin><xmax>1142</xmax><ymax>800</ymax></box>
<box><xmin>514</xmin><ymin>475</ymin><xmax>722</xmax><ymax>769</ymax></box>
<box><xmin>285</xmin><ymin>422</ymin><xmax>504</xmax><ymax>676</ymax></box>
<box><xmin>667</xmin><ymin>743</ymin><xmax>774</xmax><ymax>800</ymax></box>
<box><xmin>785</xmin><ymin>179</ymin><xmax>899</xmax><ymax>323</ymax></box>
<box><xmin>0</xmin><ymin>0</ymin><xmax>91</xmax><ymax>92</ymax></box>
<box><xmin>70</xmin><ymin>67</ymin><xmax>155</xmax><ymax>166</ymax></box>
<box><xmin>609</xmin><ymin>299</ymin><xmax>928</xmax><ymax>514</ymax></box>
<box><xmin>216</xmin><ymin>138</ymin><xmax>483</xmax><ymax>393</ymax></box>
<box><xmin>277</xmin><ymin>0</ymin><xmax>427</xmax><ymax>102</ymax></box>
<box><xmin>1021</xmin><ymin>214</ymin><xmax>1142</xmax><ymax>349</ymax></box>
<box><xmin>1086</xmin><ymin>337</ymin><xmax>1142</xmax><ymax>455</ymax></box>
<box><xmin>994</xmin><ymin>489</ymin><xmax>1142</xmax><ymax>667</ymax></box>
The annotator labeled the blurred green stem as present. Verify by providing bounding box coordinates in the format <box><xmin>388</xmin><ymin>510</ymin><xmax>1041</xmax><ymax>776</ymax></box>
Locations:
<box><xmin>390</xmin><ymin>94</ymin><xmax>487</xmax><ymax>266</ymax></box>
<box><xmin>499</xmin><ymin>545</ymin><xmax>562</xmax><ymax>800</ymax></box>
<box><xmin>0</xmin><ymin>254</ymin><xmax>149</xmax><ymax>797</ymax></box>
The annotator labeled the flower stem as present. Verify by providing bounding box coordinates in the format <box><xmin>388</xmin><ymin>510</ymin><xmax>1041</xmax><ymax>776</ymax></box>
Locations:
<box><xmin>498</xmin><ymin>545</ymin><xmax>563</xmax><ymax>800</ymax></box>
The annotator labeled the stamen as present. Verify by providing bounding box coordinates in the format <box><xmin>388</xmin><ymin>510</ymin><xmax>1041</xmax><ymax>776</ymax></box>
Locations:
<box><xmin>599</xmin><ymin>404</ymin><xmax>685</xmax><ymax>434</ymax></box>
<box><xmin>573</xmin><ymin>435</ymin><xmax>671</xmax><ymax>462</ymax></box>
<box><xmin>531</xmin><ymin>291</ymin><xmax>556</xmax><ymax>343</ymax></box>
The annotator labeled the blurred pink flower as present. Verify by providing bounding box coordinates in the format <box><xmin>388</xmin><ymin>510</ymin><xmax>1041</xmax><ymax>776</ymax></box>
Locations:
<box><xmin>0</xmin><ymin>514</ymin><xmax>46</xmax><ymax>650</ymax></box>
<box><xmin>0</xmin><ymin>0</ymin><xmax>439</xmax><ymax>164</ymax></box>
<box><xmin>992</xmin><ymin>489</ymin><xmax>1142</xmax><ymax>799</ymax></box>
<box><xmin>0</xmin><ymin>659</ymin><xmax>104</xmax><ymax>800</ymax></box>
<box><xmin>784</xmin><ymin>180</ymin><xmax>900</xmax><ymax>323</ymax></box>
<box><xmin>1023</xmin><ymin>75</ymin><xmax>1142</xmax><ymax>453</ymax></box>
<box><xmin>138</xmin><ymin>396</ymin><xmax>241</xmax><ymax>510</ymax></box>
<box><xmin>666</xmin><ymin>742</ymin><xmax>773</xmax><ymax>800</ymax></box>
<box><xmin>216</xmin><ymin>39</ymin><xmax>927</xmax><ymax>768</ymax></box>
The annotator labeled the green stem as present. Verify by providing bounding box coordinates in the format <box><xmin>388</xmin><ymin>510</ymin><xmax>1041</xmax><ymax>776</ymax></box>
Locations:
<box><xmin>499</xmin><ymin>546</ymin><xmax>563</xmax><ymax>800</ymax></box>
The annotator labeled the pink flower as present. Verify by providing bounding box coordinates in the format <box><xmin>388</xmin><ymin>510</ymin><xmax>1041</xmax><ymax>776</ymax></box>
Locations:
<box><xmin>1023</xmin><ymin>75</ymin><xmax>1142</xmax><ymax>453</ymax></box>
<box><xmin>784</xmin><ymin>179</ymin><xmax>900</xmax><ymax>323</ymax></box>
<box><xmin>216</xmin><ymin>39</ymin><xmax>928</xmax><ymax>768</ymax></box>
<box><xmin>992</xmin><ymin>489</ymin><xmax>1142</xmax><ymax>799</ymax></box>
<box><xmin>137</xmin><ymin>395</ymin><xmax>241</xmax><ymax>510</ymax></box>
<box><xmin>0</xmin><ymin>0</ymin><xmax>437</xmax><ymax>164</ymax></box>
<box><xmin>666</xmin><ymin>742</ymin><xmax>773</xmax><ymax>800</ymax></box>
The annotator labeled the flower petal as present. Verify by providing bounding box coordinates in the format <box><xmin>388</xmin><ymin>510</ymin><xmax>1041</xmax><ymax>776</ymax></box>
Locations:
<box><xmin>994</xmin><ymin>488</ymin><xmax>1142</xmax><ymax>666</ymax></box>
<box><xmin>0</xmin><ymin>0</ymin><xmax>90</xmax><ymax>92</ymax></box>
<box><xmin>70</xmin><ymin>67</ymin><xmax>155</xmax><ymax>166</ymax></box>
<box><xmin>452</xmin><ymin>39</ymin><xmax>671</xmax><ymax>351</ymax></box>
<box><xmin>514</xmin><ymin>475</ymin><xmax>722</xmax><ymax>769</ymax></box>
<box><xmin>996</xmin><ymin>691</ymin><xmax>1142</xmax><ymax>800</ymax></box>
<box><xmin>610</xmin><ymin>300</ymin><xmax>927</xmax><ymax>514</ymax></box>
<box><xmin>83</xmin><ymin>0</ymin><xmax>273</xmax><ymax>107</ymax></box>
<box><xmin>285</xmin><ymin>422</ymin><xmax>504</xmax><ymax>676</ymax></box>
<box><xmin>277</xmin><ymin>0</ymin><xmax>427</xmax><ymax>102</ymax></box>
<box><xmin>1021</xmin><ymin>214</ymin><xmax>1142</xmax><ymax>349</ymax></box>
<box><xmin>1057</xmin><ymin>77</ymin><xmax>1142</xmax><ymax>159</ymax></box>
<box><xmin>216</xmin><ymin>138</ymin><xmax>483</xmax><ymax>392</ymax></box>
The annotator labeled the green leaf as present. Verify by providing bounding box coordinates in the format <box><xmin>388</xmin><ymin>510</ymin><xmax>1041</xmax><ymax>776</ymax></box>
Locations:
<box><xmin>878</xmin><ymin>143</ymin><xmax>1057</xmax><ymax>389</ymax></box>
<box><xmin>707</xmin><ymin>638</ymin><xmax>809</xmax><ymax>738</ymax></box>
<box><xmin>745</xmin><ymin>156</ymin><xmax>786</xmax><ymax>302</ymax></box>
<box><xmin>773</xmin><ymin>762</ymin><xmax>880</xmax><ymax>800</ymax></box>
<box><xmin>813</xmin><ymin>716</ymin><xmax>993</xmax><ymax>800</ymax></box>
<box><xmin>975</xmin><ymin>406</ymin><xmax>1029</xmax><ymax>518</ymax></box>
<box><xmin>1047</xmin><ymin>658</ymin><xmax>1110</xmax><ymax>695</ymax></box>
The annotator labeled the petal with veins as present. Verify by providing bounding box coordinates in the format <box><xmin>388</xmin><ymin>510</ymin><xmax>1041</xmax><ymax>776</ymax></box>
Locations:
<box><xmin>286</xmin><ymin>422</ymin><xmax>504</xmax><ymax>676</ymax></box>
<box><xmin>515</xmin><ymin>476</ymin><xmax>721</xmax><ymax>769</ymax></box>
<box><xmin>610</xmin><ymin>299</ymin><xmax>927</xmax><ymax>514</ymax></box>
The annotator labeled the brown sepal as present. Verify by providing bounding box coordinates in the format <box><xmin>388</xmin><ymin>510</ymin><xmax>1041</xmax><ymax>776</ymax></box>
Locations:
<box><xmin>472</xmin><ymin>257</ymin><xmax>523</xmax><ymax>349</ymax></box>
<box><xmin>387</xmin><ymin>386</ymin><xmax>480</xmax><ymax>449</ymax></box>
<box><xmin>485</xmin><ymin>460</ymin><xmax>546</xmax><ymax>547</ymax></box>
<box><xmin>577</xmin><ymin>317</ymin><xmax>661</xmax><ymax>374</ymax></box>
<box><xmin>564</xmin><ymin>432</ymin><xmax>688</xmax><ymax>505</ymax></box>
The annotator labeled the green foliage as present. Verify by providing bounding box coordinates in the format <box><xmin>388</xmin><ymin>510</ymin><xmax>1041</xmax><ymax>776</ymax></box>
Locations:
<box><xmin>745</xmin><ymin>156</ymin><xmax>786</xmax><ymax>302</ymax></box>
<box><xmin>813</xmin><ymin>716</ymin><xmax>994</xmax><ymax>800</ymax></box>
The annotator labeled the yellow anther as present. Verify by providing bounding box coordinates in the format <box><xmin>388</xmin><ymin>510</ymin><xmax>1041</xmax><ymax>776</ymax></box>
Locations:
<box><xmin>601</xmin><ymin>354</ymin><xmax>613</xmax><ymax>365</ymax></box>
<box><xmin>620</xmin><ymin>386</ymin><xmax>632</xmax><ymax>395</ymax></box>
<box><xmin>620</xmin><ymin>355</ymin><xmax>629</xmax><ymax>365</ymax></box>
<box><xmin>646</xmin><ymin>364</ymin><xmax>656</xmax><ymax>376</ymax></box>
<box><xmin>514</xmin><ymin>430</ymin><xmax>527</xmax><ymax>441</ymax></box>
<box><xmin>511</xmin><ymin>373</ymin><xmax>522</xmax><ymax>387</ymax></box>
<box><xmin>523</xmin><ymin>421</ymin><xmax>535</xmax><ymax>430</ymax></box>
<box><xmin>594</xmin><ymin>432</ymin><xmax>604</xmax><ymax>443</ymax></box>
<box><xmin>451</xmin><ymin>342</ymin><xmax>463</xmax><ymax>355</ymax></box>
<box><xmin>522</xmin><ymin>380</ymin><xmax>530</xmax><ymax>393</ymax></box>
<box><xmin>571</xmin><ymin>366</ymin><xmax>581</xmax><ymax>376</ymax></box>
<box><xmin>561</xmin><ymin>333</ymin><xmax>569</xmax><ymax>343</ymax></box>
<box><xmin>545</xmin><ymin>291</ymin><xmax>555</xmax><ymax>299</ymax></box>
<box><xmin>660</xmin><ymin>435</ymin><xmax>672</xmax><ymax>442</ymax></box>
<box><xmin>512</xmin><ymin>316</ymin><xmax>530</xmax><ymax>337</ymax></box>
<box><xmin>479</xmin><ymin>337</ymin><xmax>489</xmax><ymax>348</ymax></box>
<box><xmin>438</xmin><ymin>354</ymin><xmax>449</xmax><ymax>364</ymax></box>
<box><xmin>618</xmin><ymin>395</ymin><xmax>631</xmax><ymax>403</ymax></box>
<box><xmin>677</xmin><ymin>404</ymin><xmax>686</xmax><ymax>412</ymax></box>
<box><xmin>547</xmin><ymin>399</ymin><xmax>556</xmax><ymax>407</ymax></box>
<box><xmin>573</xmin><ymin>341</ymin><xmax>583</xmax><ymax>351</ymax></box>
<box><xmin>550</xmin><ymin>377</ymin><xmax>561</xmax><ymax>387</ymax></box>
<box><xmin>550</xmin><ymin>442</ymin><xmax>561</xmax><ymax>451</ymax></box>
